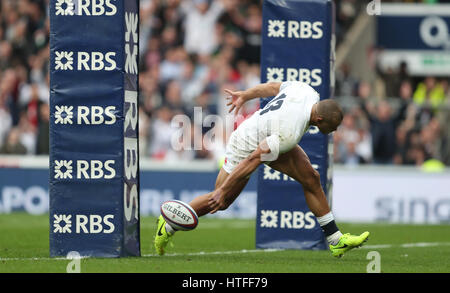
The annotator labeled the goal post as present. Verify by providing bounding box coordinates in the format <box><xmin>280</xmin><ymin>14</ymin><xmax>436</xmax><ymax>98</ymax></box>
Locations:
<box><xmin>49</xmin><ymin>0</ymin><xmax>140</xmax><ymax>257</ymax></box>
<box><xmin>256</xmin><ymin>0</ymin><xmax>335</xmax><ymax>250</ymax></box>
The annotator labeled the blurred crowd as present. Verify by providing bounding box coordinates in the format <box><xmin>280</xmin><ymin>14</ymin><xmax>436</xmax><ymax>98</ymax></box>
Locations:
<box><xmin>332</xmin><ymin>0</ymin><xmax>450</xmax><ymax>168</ymax></box>
<box><xmin>334</xmin><ymin>62</ymin><xmax>450</xmax><ymax>167</ymax></box>
<box><xmin>0</xmin><ymin>0</ymin><xmax>449</xmax><ymax>167</ymax></box>
<box><xmin>0</xmin><ymin>0</ymin><xmax>49</xmax><ymax>156</ymax></box>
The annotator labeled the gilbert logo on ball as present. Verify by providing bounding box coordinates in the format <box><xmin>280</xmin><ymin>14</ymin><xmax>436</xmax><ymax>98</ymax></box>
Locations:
<box><xmin>160</xmin><ymin>200</ymin><xmax>198</xmax><ymax>231</ymax></box>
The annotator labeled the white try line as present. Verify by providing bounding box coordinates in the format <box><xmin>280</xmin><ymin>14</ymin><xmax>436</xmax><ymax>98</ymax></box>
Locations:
<box><xmin>0</xmin><ymin>249</ymin><xmax>282</xmax><ymax>261</ymax></box>
<box><xmin>0</xmin><ymin>256</ymin><xmax>86</xmax><ymax>261</ymax></box>
<box><xmin>1</xmin><ymin>242</ymin><xmax>450</xmax><ymax>261</ymax></box>
<box><xmin>142</xmin><ymin>248</ymin><xmax>283</xmax><ymax>257</ymax></box>
<box><xmin>357</xmin><ymin>242</ymin><xmax>450</xmax><ymax>250</ymax></box>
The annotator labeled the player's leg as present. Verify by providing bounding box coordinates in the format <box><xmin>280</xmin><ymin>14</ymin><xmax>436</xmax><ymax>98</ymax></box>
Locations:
<box><xmin>155</xmin><ymin>167</ymin><xmax>249</xmax><ymax>255</ymax></box>
<box><xmin>268</xmin><ymin>145</ymin><xmax>330</xmax><ymax>216</ymax></box>
<box><xmin>267</xmin><ymin>145</ymin><xmax>369</xmax><ymax>257</ymax></box>
<box><xmin>189</xmin><ymin>167</ymin><xmax>249</xmax><ymax>217</ymax></box>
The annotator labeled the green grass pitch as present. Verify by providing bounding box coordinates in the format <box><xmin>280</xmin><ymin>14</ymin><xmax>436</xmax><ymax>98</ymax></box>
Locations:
<box><xmin>0</xmin><ymin>213</ymin><xmax>449</xmax><ymax>273</ymax></box>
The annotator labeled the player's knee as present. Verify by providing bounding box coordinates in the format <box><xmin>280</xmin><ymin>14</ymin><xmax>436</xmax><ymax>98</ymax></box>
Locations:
<box><xmin>303</xmin><ymin>168</ymin><xmax>320</xmax><ymax>189</ymax></box>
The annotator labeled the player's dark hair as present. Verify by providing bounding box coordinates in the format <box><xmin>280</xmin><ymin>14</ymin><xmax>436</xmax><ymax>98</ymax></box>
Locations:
<box><xmin>317</xmin><ymin>99</ymin><xmax>343</xmax><ymax>127</ymax></box>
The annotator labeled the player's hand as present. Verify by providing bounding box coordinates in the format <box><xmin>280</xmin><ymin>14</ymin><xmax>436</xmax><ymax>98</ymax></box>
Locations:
<box><xmin>224</xmin><ymin>89</ymin><xmax>246</xmax><ymax>115</ymax></box>
<box><xmin>208</xmin><ymin>188</ymin><xmax>227</xmax><ymax>214</ymax></box>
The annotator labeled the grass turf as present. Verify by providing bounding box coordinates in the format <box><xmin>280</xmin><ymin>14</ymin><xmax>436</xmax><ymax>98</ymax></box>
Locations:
<box><xmin>0</xmin><ymin>213</ymin><xmax>449</xmax><ymax>273</ymax></box>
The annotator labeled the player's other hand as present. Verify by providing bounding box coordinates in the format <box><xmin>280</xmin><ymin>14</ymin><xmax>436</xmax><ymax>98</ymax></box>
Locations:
<box><xmin>224</xmin><ymin>89</ymin><xmax>246</xmax><ymax>115</ymax></box>
<box><xmin>208</xmin><ymin>188</ymin><xmax>227</xmax><ymax>214</ymax></box>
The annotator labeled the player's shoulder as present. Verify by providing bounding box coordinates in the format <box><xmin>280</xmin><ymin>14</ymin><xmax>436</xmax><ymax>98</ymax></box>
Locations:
<box><xmin>281</xmin><ymin>81</ymin><xmax>319</xmax><ymax>101</ymax></box>
<box><xmin>281</xmin><ymin>81</ymin><xmax>317</xmax><ymax>93</ymax></box>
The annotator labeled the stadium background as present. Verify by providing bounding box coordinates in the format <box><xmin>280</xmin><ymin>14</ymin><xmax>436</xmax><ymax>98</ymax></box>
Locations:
<box><xmin>1</xmin><ymin>0</ymin><xmax>449</xmax><ymax>166</ymax></box>
<box><xmin>0</xmin><ymin>0</ymin><xmax>450</xmax><ymax>273</ymax></box>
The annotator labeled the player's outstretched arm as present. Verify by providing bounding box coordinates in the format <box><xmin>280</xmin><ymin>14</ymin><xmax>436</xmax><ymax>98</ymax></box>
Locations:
<box><xmin>225</xmin><ymin>82</ymin><xmax>281</xmax><ymax>115</ymax></box>
<box><xmin>209</xmin><ymin>140</ymin><xmax>272</xmax><ymax>213</ymax></box>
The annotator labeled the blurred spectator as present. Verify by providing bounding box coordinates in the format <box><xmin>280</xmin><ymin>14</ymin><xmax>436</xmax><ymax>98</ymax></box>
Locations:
<box><xmin>413</xmin><ymin>77</ymin><xmax>446</xmax><ymax>110</ymax></box>
<box><xmin>356</xmin><ymin>127</ymin><xmax>372</xmax><ymax>163</ymax></box>
<box><xmin>335</xmin><ymin>63</ymin><xmax>358</xmax><ymax>96</ymax></box>
<box><xmin>179</xmin><ymin>57</ymin><xmax>208</xmax><ymax>106</ymax></box>
<box><xmin>139</xmin><ymin>71</ymin><xmax>163</xmax><ymax>117</ymax></box>
<box><xmin>1</xmin><ymin>69</ymin><xmax>21</xmax><ymax>126</ymax></box>
<box><xmin>376</xmin><ymin>59</ymin><xmax>410</xmax><ymax>98</ymax></box>
<box><xmin>159</xmin><ymin>47</ymin><xmax>185</xmax><ymax>83</ymax></box>
<box><xmin>194</xmin><ymin>133</ymin><xmax>214</xmax><ymax>160</ymax></box>
<box><xmin>357</xmin><ymin>81</ymin><xmax>372</xmax><ymax>100</ymax></box>
<box><xmin>0</xmin><ymin>92</ymin><xmax>13</xmax><ymax>148</ymax></box>
<box><xmin>334</xmin><ymin>106</ymin><xmax>372</xmax><ymax>165</ymax></box>
<box><xmin>17</xmin><ymin>111</ymin><xmax>37</xmax><ymax>154</ymax></box>
<box><xmin>165</xmin><ymin>121</ymin><xmax>197</xmax><ymax>162</ymax></box>
<box><xmin>436</xmin><ymin>94</ymin><xmax>450</xmax><ymax>165</ymax></box>
<box><xmin>0</xmin><ymin>127</ymin><xmax>27</xmax><ymax>154</ymax></box>
<box><xmin>220</xmin><ymin>2</ymin><xmax>262</xmax><ymax>65</ymax></box>
<box><xmin>35</xmin><ymin>102</ymin><xmax>49</xmax><ymax>154</ymax></box>
<box><xmin>337</xmin><ymin>114</ymin><xmax>359</xmax><ymax>160</ymax></box>
<box><xmin>420</xmin><ymin>118</ymin><xmax>441</xmax><ymax>161</ymax></box>
<box><xmin>335</xmin><ymin>0</ymin><xmax>359</xmax><ymax>45</ymax></box>
<box><xmin>194</xmin><ymin>89</ymin><xmax>217</xmax><ymax>117</ymax></box>
<box><xmin>0</xmin><ymin>41</ymin><xmax>13</xmax><ymax>70</ymax></box>
<box><xmin>163</xmin><ymin>79</ymin><xmax>189</xmax><ymax>115</ymax></box>
<box><xmin>361</xmin><ymin>99</ymin><xmax>408</xmax><ymax>164</ymax></box>
<box><xmin>398</xmin><ymin>80</ymin><xmax>413</xmax><ymax>101</ymax></box>
<box><xmin>138</xmin><ymin>107</ymin><xmax>150</xmax><ymax>157</ymax></box>
<box><xmin>181</xmin><ymin>0</ymin><xmax>225</xmax><ymax>55</ymax></box>
<box><xmin>148</xmin><ymin>105</ymin><xmax>176</xmax><ymax>159</ymax></box>
<box><xmin>21</xmin><ymin>83</ymin><xmax>45</xmax><ymax>129</ymax></box>
<box><xmin>402</xmin><ymin>130</ymin><xmax>426</xmax><ymax>166</ymax></box>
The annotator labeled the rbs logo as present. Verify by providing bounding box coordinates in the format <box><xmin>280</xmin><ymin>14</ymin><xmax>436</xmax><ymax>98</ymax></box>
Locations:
<box><xmin>267</xmin><ymin>19</ymin><xmax>323</xmax><ymax>39</ymax></box>
<box><xmin>54</xmin><ymin>51</ymin><xmax>116</xmax><ymax>71</ymax></box>
<box><xmin>77</xmin><ymin>160</ymin><xmax>115</xmax><ymax>179</ymax></box>
<box><xmin>78</xmin><ymin>106</ymin><xmax>116</xmax><ymax>125</ymax></box>
<box><xmin>54</xmin><ymin>105</ymin><xmax>117</xmax><ymax>125</ymax></box>
<box><xmin>266</xmin><ymin>67</ymin><xmax>322</xmax><ymax>87</ymax></box>
<box><xmin>55</xmin><ymin>0</ymin><xmax>117</xmax><ymax>16</ymax></box>
<box><xmin>76</xmin><ymin>214</ymin><xmax>115</xmax><ymax>233</ymax></box>
<box><xmin>53</xmin><ymin>214</ymin><xmax>115</xmax><ymax>234</ymax></box>
<box><xmin>260</xmin><ymin>210</ymin><xmax>316</xmax><ymax>229</ymax></box>
<box><xmin>54</xmin><ymin>159</ymin><xmax>116</xmax><ymax>180</ymax></box>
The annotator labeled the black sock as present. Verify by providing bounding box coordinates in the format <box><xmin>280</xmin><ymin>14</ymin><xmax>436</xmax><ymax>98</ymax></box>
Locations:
<box><xmin>321</xmin><ymin>220</ymin><xmax>339</xmax><ymax>237</ymax></box>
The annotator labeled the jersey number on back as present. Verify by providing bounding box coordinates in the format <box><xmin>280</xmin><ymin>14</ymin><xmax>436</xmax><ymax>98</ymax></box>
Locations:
<box><xmin>260</xmin><ymin>93</ymin><xmax>286</xmax><ymax>115</ymax></box>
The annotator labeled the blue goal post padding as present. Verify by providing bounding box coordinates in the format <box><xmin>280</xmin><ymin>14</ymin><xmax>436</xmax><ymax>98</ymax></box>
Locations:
<box><xmin>256</xmin><ymin>0</ymin><xmax>335</xmax><ymax>250</ymax></box>
<box><xmin>49</xmin><ymin>0</ymin><xmax>140</xmax><ymax>257</ymax></box>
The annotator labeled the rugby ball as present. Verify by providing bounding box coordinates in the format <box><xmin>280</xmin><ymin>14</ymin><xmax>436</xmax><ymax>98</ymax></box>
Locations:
<box><xmin>160</xmin><ymin>200</ymin><xmax>199</xmax><ymax>231</ymax></box>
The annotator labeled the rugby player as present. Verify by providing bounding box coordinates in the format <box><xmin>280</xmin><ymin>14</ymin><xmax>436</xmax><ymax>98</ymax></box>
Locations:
<box><xmin>155</xmin><ymin>81</ymin><xmax>369</xmax><ymax>257</ymax></box>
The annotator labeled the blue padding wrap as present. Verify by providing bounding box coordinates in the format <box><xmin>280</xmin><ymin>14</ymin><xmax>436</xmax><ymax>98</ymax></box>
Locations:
<box><xmin>49</xmin><ymin>0</ymin><xmax>140</xmax><ymax>257</ymax></box>
<box><xmin>256</xmin><ymin>0</ymin><xmax>335</xmax><ymax>250</ymax></box>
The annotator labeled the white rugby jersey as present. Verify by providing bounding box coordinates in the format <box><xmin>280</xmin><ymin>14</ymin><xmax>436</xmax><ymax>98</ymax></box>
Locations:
<box><xmin>229</xmin><ymin>81</ymin><xmax>320</xmax><ymax>158</ymax></box>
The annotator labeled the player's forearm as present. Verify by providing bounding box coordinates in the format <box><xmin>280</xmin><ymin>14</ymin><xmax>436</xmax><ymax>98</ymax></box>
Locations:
<box><xmin>243</xmin><ymin>82</ymin><xmax>281</xmax><ymax>101</ymax></box>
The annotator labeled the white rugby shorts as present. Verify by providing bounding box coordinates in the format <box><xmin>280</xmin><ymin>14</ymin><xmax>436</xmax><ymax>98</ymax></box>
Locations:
<box><xmin>222</xmin><ymin>130</ymin><xmax>280</xmax><ymax>174</ymax></box>
<box><xmin>222</xmin><ymin>130</ymin><xmax>252</xmax><ymax>174</ymax></box>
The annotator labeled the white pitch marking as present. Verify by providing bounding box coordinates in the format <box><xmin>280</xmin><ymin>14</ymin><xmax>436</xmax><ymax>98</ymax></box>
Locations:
<box><xmin>401</xmin><ymin>242</ymin><xmax>450</xmax><ymax>248</ymax></box>
<box><xmin>143</xmin><ymin>248</ymin><xmax>283</xmax><ymax>257</ymax></box>
<box><xmin>0</xmin><ymin>249</ymin><xmax>281</xmax><ymax>261</ymax></box>
<box><xmin>360</xmin><ymin>242</ymin><xmax>450</xmax><ymax>250</ymax></box>
<box><xmin>360</xmin><ymin>244</ymin><xmax>392</xmax><ymax>249</ymax></box>
<box><xmin>1</xmin><ymin>242</ymin><xmax>450</xmax><ymax>261</ymax></box>
<box><xmin>0</xmin><ymin>257</ymin><xmax>65</xmax><ymax>261</ymax></box>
